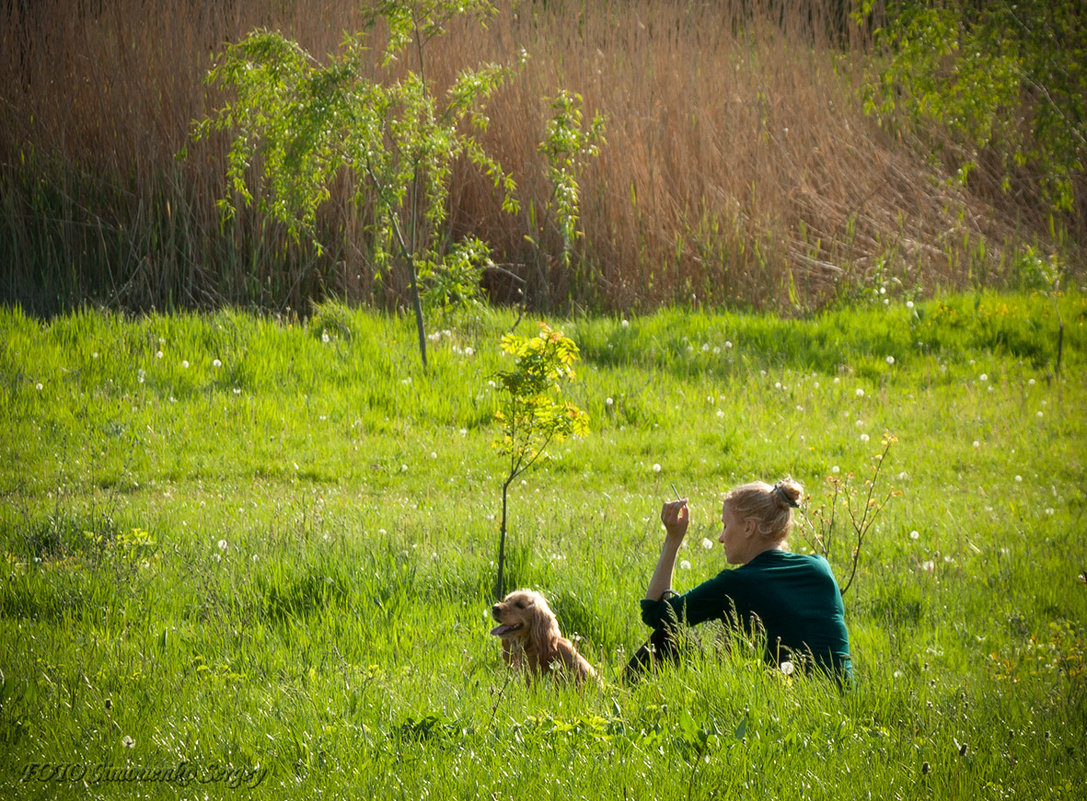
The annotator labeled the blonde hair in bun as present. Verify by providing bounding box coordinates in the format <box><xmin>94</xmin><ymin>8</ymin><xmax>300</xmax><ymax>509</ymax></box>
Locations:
<box><xmin>723</xmin><ymin>477</ymin><xmax>803</xmax><ymax>543</ymax></box>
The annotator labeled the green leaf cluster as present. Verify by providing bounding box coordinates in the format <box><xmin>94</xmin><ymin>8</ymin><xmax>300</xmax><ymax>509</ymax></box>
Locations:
<box><xmin>863</xmin><ymin>0</ymin><xmax>1086</xmax><ymax>214</ymax></box>
<box><xmin>493</xmin><ymin>322</ymin><xmax>588</xmax><ymax>478</ymax></box>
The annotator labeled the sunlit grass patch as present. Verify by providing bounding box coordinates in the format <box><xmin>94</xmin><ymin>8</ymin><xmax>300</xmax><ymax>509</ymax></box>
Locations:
<box><xmin>0</xmin><ymin>294</ymin><xmax>1084</xmax><ymax>797</ymax></box>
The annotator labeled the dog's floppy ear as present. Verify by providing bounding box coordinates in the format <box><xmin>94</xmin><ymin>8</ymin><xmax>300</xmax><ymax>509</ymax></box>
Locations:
<box><xmin>529</xmin><ymin>592</ymin><xmax>561</xmax><ymax>648</ymax></box>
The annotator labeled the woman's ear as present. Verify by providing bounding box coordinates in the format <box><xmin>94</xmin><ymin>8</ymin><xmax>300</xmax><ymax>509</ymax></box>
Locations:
<box><xmin>743</xmin><ymin>517</ymin><xmax>758</xmax><ymax>538</ymax></box>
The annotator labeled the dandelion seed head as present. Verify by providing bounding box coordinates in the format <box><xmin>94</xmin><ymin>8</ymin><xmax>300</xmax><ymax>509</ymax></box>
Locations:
<box><xmin>779</xmin><ymin>661</ymin><xmax>795</xmax><ymax>676</ymax></box>
<box><xmin>856</xmin><ymin>388</ymin><xmax>865</xmax><ymax>397</ymax></box>
<box><xmin>701</xmin><ymin>538</ymin><xmax>714</xmax><ymax>550</ymax></box>
<box><xmin>679</xmin><ymin>560</ymin><xmax>691</xmax><ymax>570</ymax></box>
<box><xmin>217</xmin><ymin>539</ymin><xmax>227</xmax><ymax>551</ymax></box>
<box><xmin>652</xmin><ymin>463</ymin><xmax>661</xmax><ymax>473</ymax></box>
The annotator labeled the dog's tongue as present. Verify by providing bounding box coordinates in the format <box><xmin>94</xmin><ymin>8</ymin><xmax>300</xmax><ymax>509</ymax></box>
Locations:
<box><xmin>490</xmin><ymin>623</ymin><xmax>518</xmax><ymax>636</ymax></box>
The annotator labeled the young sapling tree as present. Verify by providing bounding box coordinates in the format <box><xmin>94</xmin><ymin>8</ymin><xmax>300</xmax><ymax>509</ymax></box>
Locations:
<box><xmin>526</xmin><ymin>91</ymin><xmax>605</xmax><ymax>301</ymax></box>
<box><xmin>191</xmin><ymin>0</ymin><xmax>520</xmax><ymax>368</ymax></box>
<box><xmin>491</xmin><ymin>323</ymin><xmax>588</xmax><ymax>600</ymax></box>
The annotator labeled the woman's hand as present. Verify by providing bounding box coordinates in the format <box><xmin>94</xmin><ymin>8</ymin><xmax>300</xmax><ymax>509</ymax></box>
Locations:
<box><xmin>660</xmin><ymin>499</ymin><xmax>689</xmax><ymax>542</ymax></box>
<box><xmin>645</xmin><ymin>499</ymin><xmax>690</xmax><ymax>602</ymax></box>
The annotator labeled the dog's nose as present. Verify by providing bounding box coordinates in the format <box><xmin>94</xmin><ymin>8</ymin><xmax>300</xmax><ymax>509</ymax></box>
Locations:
<box><xmin>491</xmin><ymin>604</ymin><xmax>502</xmax><ymax>616</ymax></box>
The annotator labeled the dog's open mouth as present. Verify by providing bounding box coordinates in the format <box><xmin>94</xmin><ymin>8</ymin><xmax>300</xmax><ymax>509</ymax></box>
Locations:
<box><xmin>490</xmin><ymin>622</ymin><xmax>523</xmax><ymax>637</ymax></box>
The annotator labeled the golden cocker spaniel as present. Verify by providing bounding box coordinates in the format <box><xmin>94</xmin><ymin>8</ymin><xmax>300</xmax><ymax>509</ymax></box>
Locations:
<box><xmin>490</xmin><ymin>589</ymin><xmax>597</xmax><ymax>685</ymax></box>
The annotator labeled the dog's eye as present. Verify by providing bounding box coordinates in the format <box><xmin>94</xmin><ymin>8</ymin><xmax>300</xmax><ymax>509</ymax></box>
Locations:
<box><xmin>514</xmin><ymin>601</ymin><xmax>525</xmax><ymax>609</ymax></box>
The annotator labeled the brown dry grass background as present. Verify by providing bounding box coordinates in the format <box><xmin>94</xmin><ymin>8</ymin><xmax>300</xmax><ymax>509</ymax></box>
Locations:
<box><xmin>0</xmin><ymin>0</ymin><xmax>1074</xmax><ymax>314</ymax></box>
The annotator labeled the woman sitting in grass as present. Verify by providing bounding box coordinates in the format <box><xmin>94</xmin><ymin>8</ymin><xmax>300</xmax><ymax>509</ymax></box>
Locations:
<box><xmin>627</xmin><ymin>478</ymin><xmax>853</xmax><ymax>682</ymax></box>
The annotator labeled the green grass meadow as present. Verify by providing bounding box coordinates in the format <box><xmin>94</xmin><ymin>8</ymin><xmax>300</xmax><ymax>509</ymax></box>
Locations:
<box><xmin>1</xmin><ymin>293</ymin><xmax>1085</xmax><ymax>798</ymax></box>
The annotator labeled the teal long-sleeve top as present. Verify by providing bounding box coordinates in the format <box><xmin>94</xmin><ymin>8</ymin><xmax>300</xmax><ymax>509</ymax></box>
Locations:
<box><xmin>640</xmin><ymin>550</ymin><xmax>852</xmax><ymax>678</ymax></box>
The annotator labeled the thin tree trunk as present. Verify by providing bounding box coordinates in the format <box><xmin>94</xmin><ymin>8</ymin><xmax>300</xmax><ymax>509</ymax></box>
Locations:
<box><xmin>495</xmin><ymin>477</ymin><xmax>511</xmax><ymax>601</ymax></box>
